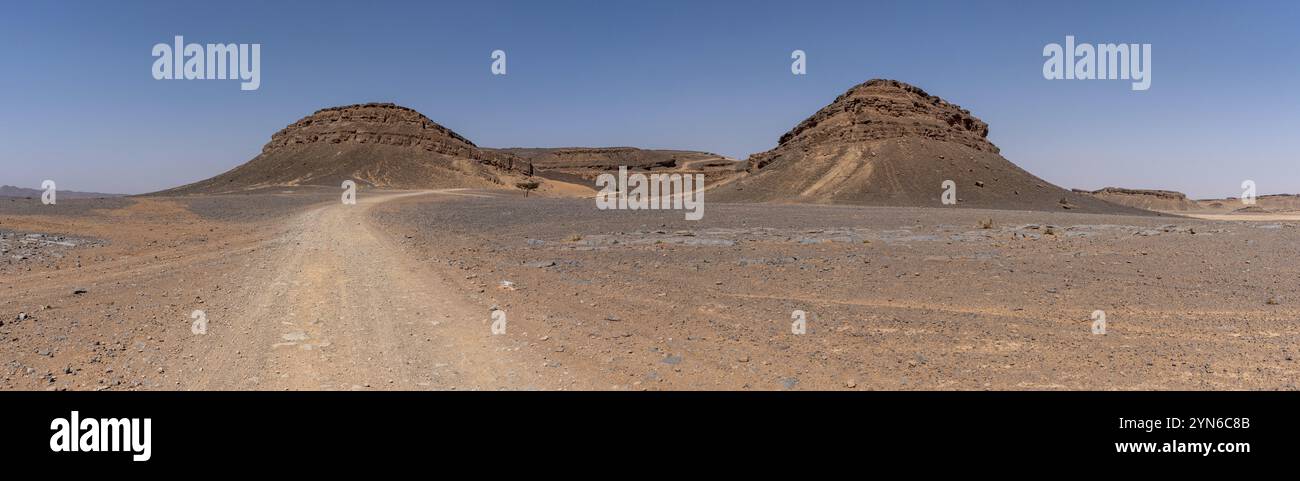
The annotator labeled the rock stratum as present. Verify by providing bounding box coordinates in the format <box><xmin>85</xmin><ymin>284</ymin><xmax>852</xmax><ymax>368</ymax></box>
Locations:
<box><xmin>157</xmin><ymin>103</ymin><xmax>532</xmax><ymax>195</ymax></box>
<box><xmin>713</xmin><ymin>79</ymin><xmax>1146</xmax><ymax>214</ymax></box>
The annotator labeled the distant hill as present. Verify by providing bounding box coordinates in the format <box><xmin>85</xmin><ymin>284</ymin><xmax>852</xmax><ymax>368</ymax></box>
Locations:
<box><xmin>1076</xmin><ymin>188</ymin><xmax>1300</xmax><ymax>214</ymax></box>
<box><xmin>0</xmin><ymin>185</ymin><xmax>124</xmax><ymax>199</ymax></box>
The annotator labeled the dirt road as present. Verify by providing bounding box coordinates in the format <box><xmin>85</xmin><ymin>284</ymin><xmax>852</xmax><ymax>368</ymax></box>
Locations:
<box><xmin>188</xmin><ymin>191</ymin><xmax>564</xmax><ymax>390</ymax></box>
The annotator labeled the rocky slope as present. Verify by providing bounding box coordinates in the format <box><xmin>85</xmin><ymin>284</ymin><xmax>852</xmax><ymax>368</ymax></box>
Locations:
<box><xmin>157</xmin><ymin>103</ymin><xmax>533</xmax><ymax>195</ymax></box>
<box><xmin>713</xmin><ymin>79</ymin><xmax>1146</xmax><ymax>214</ymax></box>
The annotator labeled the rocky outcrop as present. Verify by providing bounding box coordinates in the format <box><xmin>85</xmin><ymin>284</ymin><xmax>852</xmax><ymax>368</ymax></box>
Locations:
<box><xmin>1076</xmin><ymin>187</ymin><xmax>1202</xmax><ymax>211</ymax></box>
<box><xmin>713</xmin><ymin>79</ymin><xmax>1149</xmax><ymax>215</ymax></box>
<box><xmin>262</xmin><ymin>103</ymin><xmax>528</xmax><ymax>174</ymax></box>
<box><xmin>748</xmin><ymin>79</ymin><xmax>998</xmax><ymax>171</ymax></box>
<box><xmin>155</xmin><ymin>103</ymin><xmax>532</xmax><ymax>194</ymax></box>
<box><xmin>1079</xmin><ymin>187</ymin><xmax>1189</xmax><ymax>200</ymax></box>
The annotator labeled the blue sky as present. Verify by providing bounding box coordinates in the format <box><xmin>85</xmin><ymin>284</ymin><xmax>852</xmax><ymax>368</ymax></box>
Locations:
<box><xmin>1</xmin><ymin>0</ymin><xmax>1297</xmax><ymax>197</ymax></box>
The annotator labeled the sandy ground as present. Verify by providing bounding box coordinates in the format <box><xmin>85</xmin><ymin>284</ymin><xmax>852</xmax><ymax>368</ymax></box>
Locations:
<box><xmin>2</xmin><ymin>189</ymin><xmax>1299</xmax><ymax>390</ymax></box>
<box><xmin>1183</xmin><ymin>213</ymin><xmax>1300</xmax><ymax>222</ymax></box>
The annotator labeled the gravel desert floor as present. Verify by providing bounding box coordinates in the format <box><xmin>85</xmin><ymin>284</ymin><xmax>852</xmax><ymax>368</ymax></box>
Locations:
<box><xmin>3</xmin><ymin>189</ymin><xmax>1299</xmax><ymax>390</ymax></box>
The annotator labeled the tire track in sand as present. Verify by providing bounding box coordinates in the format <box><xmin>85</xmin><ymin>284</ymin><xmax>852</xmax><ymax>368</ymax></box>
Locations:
<box><xmin>194</xmin><ymin>191</ymin><xmax>552</xmax><ymax>390</ymax></box>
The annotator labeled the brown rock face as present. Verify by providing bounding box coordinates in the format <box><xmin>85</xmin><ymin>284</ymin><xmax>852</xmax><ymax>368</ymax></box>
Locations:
<box><xmin>715</xmin><ymin>79</ymin><xmax>1146</xmax><ymax>214</ymax></box>
<box><xmin>157</xmin><ymin>103</ymin><xmax>530</xmax><ymax>194</ymax></box>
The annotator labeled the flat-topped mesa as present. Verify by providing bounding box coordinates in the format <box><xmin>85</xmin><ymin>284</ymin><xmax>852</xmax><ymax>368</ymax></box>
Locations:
<box><xmin>263</xmin><ymin>102</ymin><xmax>525</xmax><ymax>174</ymax></box>
<box><xmin>751</xmin><ymin>79</ymin><xmax>998</xmax><ymax>171</ymax></box>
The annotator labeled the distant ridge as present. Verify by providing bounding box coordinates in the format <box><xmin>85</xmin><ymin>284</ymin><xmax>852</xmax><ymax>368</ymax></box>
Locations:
<box><xmin>0</xmin><ymin>185</ymin><xmax>123</xmax><ymax>199</ymax></box>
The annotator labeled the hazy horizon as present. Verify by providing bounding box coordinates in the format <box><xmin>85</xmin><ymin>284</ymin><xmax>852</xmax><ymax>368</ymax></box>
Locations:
<box><xmin>3</xmin><ymin>0</ymin><xmax>1298</xmax><ymax>198</ymax></box>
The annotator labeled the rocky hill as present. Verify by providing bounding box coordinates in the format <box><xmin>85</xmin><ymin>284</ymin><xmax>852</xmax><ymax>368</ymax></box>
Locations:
<box><xmin>713</xmin><ymin>79</ymin><xmax>1146</xmax><ymax>214</ymax></box>
<box><xmin>156</xmin><ymin>103</ymin><xmax>532</xmax><ymax>195</ymax></box>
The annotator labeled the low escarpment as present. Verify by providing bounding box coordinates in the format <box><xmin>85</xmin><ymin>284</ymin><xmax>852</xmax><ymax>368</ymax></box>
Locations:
<box><xmin>1076</xmin><ymin>187</ymin><xmax>1203</xmax><ymax>211</ymax></box>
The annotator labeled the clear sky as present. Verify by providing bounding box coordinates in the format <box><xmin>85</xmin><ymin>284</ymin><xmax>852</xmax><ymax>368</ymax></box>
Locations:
<box><xmin>2</xmin><ymin>0</ymin><xmax>1297</xmax><ymax>197</ymax></box>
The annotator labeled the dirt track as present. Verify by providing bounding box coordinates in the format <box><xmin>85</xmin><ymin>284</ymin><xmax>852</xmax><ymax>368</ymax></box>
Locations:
<box><xmin>1</xmin><ymin>191</ymin><xmax>587</xmax><ymax>390</ymax></box>
<box><xmin>189</xmin><ymin>191</ymin><xmax>571</xmax><ymax>390</ymax></box>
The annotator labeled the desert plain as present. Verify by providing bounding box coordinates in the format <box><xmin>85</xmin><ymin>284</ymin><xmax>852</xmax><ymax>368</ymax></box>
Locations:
<box><xmin>2</xmin><ymin>187</ymin><xmax>1299</xmax><ymax>391</ymax></box>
